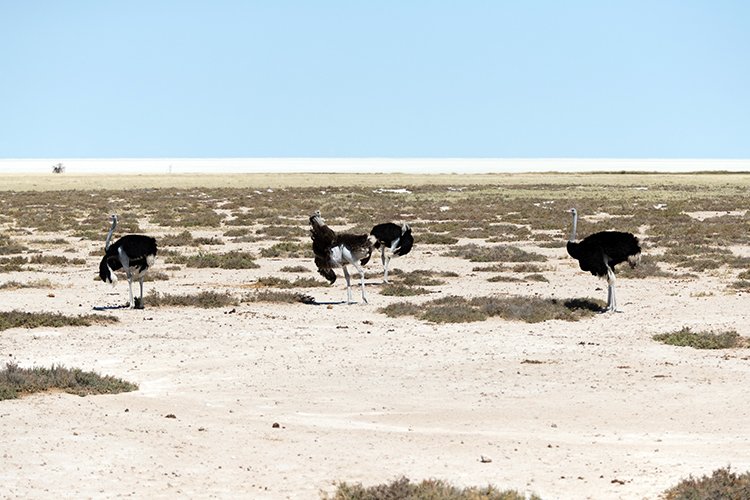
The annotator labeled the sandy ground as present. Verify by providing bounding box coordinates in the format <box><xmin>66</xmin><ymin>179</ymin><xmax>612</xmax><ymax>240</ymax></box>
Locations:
<box><xmin>1</xmin><ymin>176</ymin><xmax>750</xmax><ymax>499</ymax></box>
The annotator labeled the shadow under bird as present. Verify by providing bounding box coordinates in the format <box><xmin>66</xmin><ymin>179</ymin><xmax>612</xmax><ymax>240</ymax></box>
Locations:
<box><xmin>566</xmin><ymin>208</ymin><xmax>641</xmax><ymax>313</ymax></box>
<box><xmin>99</xmin><ymin>214</ymin><xmax>158</xmax><ymax>309</ymax></box>
<box><xmin>309</xmin><ymin>210</ymin><xmax>375</xmax><ymax>304</ymax></box>
<box><xmin>369</xmin><ymin>222</ymin><xmax>413</xmax><ymax>283</ymax></box>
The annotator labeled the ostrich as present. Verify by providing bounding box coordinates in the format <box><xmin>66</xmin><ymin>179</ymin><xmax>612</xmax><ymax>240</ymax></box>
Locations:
<box><xmin>309</xmin><ymin>210</ymin><xmax>376</xmax><ymax>304</ymax></box>
<box><xmin>369</xmin><ymin>222</ymin><xmax>414</xmax><ymax>283</ymax></box>
<box><xmin>566</xmin><ymin>208</ymin><xmax>641</xmax><ymax>313</ymax></box>
<box><xmin>99</xmin><ymin>214</ymin><xmax>158</xmax><ymax>309</ymax></box>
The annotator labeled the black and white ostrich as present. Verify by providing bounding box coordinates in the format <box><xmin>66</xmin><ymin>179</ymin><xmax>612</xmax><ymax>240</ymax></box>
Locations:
<box><xmin>99</xmin><ymin>214</ymin><xmax>158</xmax><ymax>309</ymax></box>
<box><xmin>566</xmin><ymin>208</ymin><xmax>641</xmax><ymax>313</ymax></box>
<box><xmin>309</xmin><ymin>210</ymin><xmax>376</xmax><ymax>304</ymax></box>
<box><xmin>369</xmin><ymin>222</ymin><xmax>414</xmax><ymax>283</ymax></box>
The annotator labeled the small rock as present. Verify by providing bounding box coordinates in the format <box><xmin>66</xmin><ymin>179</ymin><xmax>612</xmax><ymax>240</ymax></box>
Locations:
<box><xmin>272</xmin><ymin>422</ymin><xmax>280</xmax><ymax>429</ymax></box>
<box><xmin>480</xmin><ymin>455</ymin><xmax>492</xmax><ymax>463</ymax></box>
<box><xmin>165</xmin><ymin>414</ymin><xmax>177</xmax><ymax>419</ymax></box>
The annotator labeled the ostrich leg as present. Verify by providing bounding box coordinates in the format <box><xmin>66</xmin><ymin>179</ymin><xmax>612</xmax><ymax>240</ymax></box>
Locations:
<box><xmin>353</xmin><ymin>261</ymin><xmax>368</xmax><ymax>304</ymax></box>
<box><xmin>138</xmin><ymin>276</ymin><xmax>145</xmax><ymax>309</ymax></box>
<box><xmin>127</xmin><ymin>274</ymin><xmax>135</xmax><ymax>309</ymax></box>
<box><xmin>380</xmin><ymin>248</ymin><xmax>390</xmax><ymax>283</ymax></box>
<box><xmin>342</xmin><ymin>265</ymin><xmax>353</xmax><ymax>304</ymax></box>
<box><xmin>605</xmin><ymin>268</ymin><xmax>617</xmax><ymax>313</ymax></box>
<box><xmin>383</xmin><ymin>255</ymin><xmax>391</xmax><ymax>284</ymax></box>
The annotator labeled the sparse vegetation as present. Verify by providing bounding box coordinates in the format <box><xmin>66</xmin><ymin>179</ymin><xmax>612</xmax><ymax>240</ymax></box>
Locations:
<box><xmin>0</xmin><ymin>256</ymin><xmax>27</xmax><ymax>272</ymax></box>
<box><xmin>0</xmin><ymin>279</ymin><xmax>55</xmax><ymax>290</ymax></box>
<box><xmin>28</xmin><ymin>253</ymin><xmax>86</xmax><ymax>266</ymax></box>
<box><xmin>255</xmin><ymin>276</ymin><xmax>323</xmax><ymax>288</ymax></box>
<box><xmin>260</xmin><ymin>241</ymin><xmax>309</xmax><ymax>258</ymax></box>
<box><xmin>168</xmin><ymin>251</ymin><xmax>260</xmax><ymax>269</ymax></box>
<box><xmin>0</xmin><ymin>234</ymin><xmax>27</xmax><ymax>255</ymax></box>
<box><xmin>244</xmin><ymin>290</ymin><xmax>315</xmax><ymax>304</ymax></box>
<box><xmin>0</xmin><ymin>362</ymin><xmax>138</xmax><ymax>400</ymax></box>
<box><xmin>653</xmin><ymin>327</ymin><xmax>748</xmax><ymax>349</ymax></box>
<box><xmin>146</xmin><ymin>290</ymin><xmax>238</xmax><ymax>308</ymax></box>
<box><xmin>662</xmin><ymin>466</ymin><xmax>750</xmax><ymax>500</ymax></box>
<box><xmin>380</xmin><ymin>295</ymin><xmax>603</xmax><ymax>323</ymax></box>
<box><xmin>322</xmin><ymin>476</ymin><xmax>540</xmax><ymax>500</ymax></box>
<box><xmin>379</xmin><ymin>284</ymin><xmax>431</xmax><ymax>296</ymax></box>
<box><xmin>447</xmin><ymin>244</ymin><xmax>546</xmax><ymax>263</ymax></box>
<box><xmin>280</xmin><ymin>265</ymin><xmax>310</xmax><ymax>273</ymax></box>
<box><xmin>0</xmin><ymin>311</ymin><xmax>117</xmax><ymax>331</ymax></box>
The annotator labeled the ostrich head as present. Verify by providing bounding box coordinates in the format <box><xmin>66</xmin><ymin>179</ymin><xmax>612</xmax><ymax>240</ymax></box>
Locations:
<box><xmin>99</xmin><ymin>255</ymin><xmax>117</xmax><ymax>285</ymax></box>
<box><xmin>309</xmin><ymin>210</ymin><xmax>324</xmax><ymax>227</ymax></box>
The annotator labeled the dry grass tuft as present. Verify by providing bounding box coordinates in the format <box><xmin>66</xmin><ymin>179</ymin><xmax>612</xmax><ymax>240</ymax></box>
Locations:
<box><xmin>0</xmin><ymin>256</ymin><xmax>27</xmax><ymax>272</ymax></box>
<box><xmin>0</xmin><ymin>234</ymin><xmax>27</xmax><ymax>255</ymax></box>
<box><xmin>380</xmin><ymin>295</ymin><xmax>602</xmax><ymax>323</ymax></box>
<box><xmin>447</xmin><ymin>244</ymin><xmax>546</xmax><ymax>263</ymax></box>
<box><xmin>662</xmin><ymin>466</ymin><xmax>750</xmax><ymax>499</ymax></box>
<box><xmin>260</xmin><ymin>241</ymin><xmax>309</xmax><ymax>258</ymax></box>
<box><xmin>322</xmin><ymin>476</ymin><xmax>540</xmax><ymax>500</ymax></box>
<box><xmin>0</xmin><ymin>279</ymin><xmax>55</xmax><ymax>290</ymax></box>
<box><xmin>0</xmin><ymin>311</ymin><xmax>117</xmax><ymax>331</ymax></box>
<box><xmin>244</xmin><ymin>291</ymin><xmax>316</xmax><ymax>304</ymax></box>
<box><xmin>280</xmin><ymin>265</ymin><xmax>310</xmax><ymax>273</ymax></box>
<box><xmin>168</xmin><ymin>251</ymin><xmax>260</xmax><ymax>269</ymax></box>
<box><xmin>379</xmin><ymin>284</ymin><xmax>431</xmax><ymax>296</ymax></box>
<box><xmin>653</xmin><ymin>327</ymin><xmax>748</xmax><ymax>349</ymax></box>
<box><xmin>0</xmin><ymin>362</ymin><xmax>138</xmax><ymax>400</ymax></box>
<box><xmin>146</xmin><ymin>290</ymin><xmax>238</xmax><ymax>308</ymax></box>
<box><xmin>255</xmin><ymin>276</ymin><xmax>323</xmax><ymax>288</ymax></box>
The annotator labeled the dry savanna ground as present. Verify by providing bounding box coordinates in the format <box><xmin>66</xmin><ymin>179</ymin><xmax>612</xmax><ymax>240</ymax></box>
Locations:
<box><xmin>1</xmin><ymin>172</ymin><xmax>749</xmax><ymax>499</ymax></box>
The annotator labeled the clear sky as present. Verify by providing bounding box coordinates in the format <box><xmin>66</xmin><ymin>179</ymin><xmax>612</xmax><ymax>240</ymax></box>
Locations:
<box><xmin>1</xmin><ymin>1</ymin><xmax>748</xmax><ymax>158</ymax></box>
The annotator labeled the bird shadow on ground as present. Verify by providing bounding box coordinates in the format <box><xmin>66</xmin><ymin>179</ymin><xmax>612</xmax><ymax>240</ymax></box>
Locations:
<box><xmin>562</xmin><ymin>298</ymin><xmax>606</xmax><ymax>313</ymax></box>
<box><xmin>92</xmin><ymin>304</ymin><xmax>129</xmax><ymax>311</ymax></box>
<box><xmin>304</xmin><ymin>299</ymin><xmax>350</xmax><ymax>306</ymax></box>
<box><xmin>92</xmin><ymin>299</ymin><xmax>144</xmax><ymax>310</ymax></box>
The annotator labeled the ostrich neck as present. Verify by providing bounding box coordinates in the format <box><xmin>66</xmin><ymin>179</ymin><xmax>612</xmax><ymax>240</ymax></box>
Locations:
<box><xmin>569</xmin><ymin>213</ymin><xmax>578</xmax><ymax>242</ymax></box>
<box><xmin>105</xmin><ymin>219</ymin><xmax>117</xmax><ymax>250</ymax></box>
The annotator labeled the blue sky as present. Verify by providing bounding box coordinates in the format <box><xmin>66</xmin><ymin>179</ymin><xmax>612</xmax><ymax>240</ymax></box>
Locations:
<box><xmin>1</xmin><ymin>1</ymin><xmax>748</xmax><ymax>158</ymax></box>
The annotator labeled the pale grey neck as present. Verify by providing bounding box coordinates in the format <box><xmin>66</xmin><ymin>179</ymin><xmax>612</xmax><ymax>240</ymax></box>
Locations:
<box><xmin>105</xmin><ymin>218</ymin><xmax>117</xmax><ymax>250</ymax></box>
<box><xmin>569</xmin><ymin>212</ymin><xmax>578</xmax><ymax>242</ymax></box>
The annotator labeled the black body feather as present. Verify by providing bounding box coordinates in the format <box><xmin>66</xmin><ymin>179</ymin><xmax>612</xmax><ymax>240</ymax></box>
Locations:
<box><xmin>309</xmin><ymin>212</ymin><xmax>373</xmax><ymax>283</ymax></box>
<box><xmin>566</xmin><ymin>231</ymin><xmax>640</xmax><ymax>277</ymax></box>
<box><xmin>370</xmin><ymin>222</ymin><xmax>413</xmax><ymax>257</ymax></box>
<box><xmin>99</xmin><ymin>235</ymin><xmax>158</xmax><ymax>282</ymax></box>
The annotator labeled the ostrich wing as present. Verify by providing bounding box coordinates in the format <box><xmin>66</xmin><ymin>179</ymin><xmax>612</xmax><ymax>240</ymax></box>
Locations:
<box><xmin>337</xmin><ymin>233</ymin><xmax>373</xmax><ymax>264</ymax></box>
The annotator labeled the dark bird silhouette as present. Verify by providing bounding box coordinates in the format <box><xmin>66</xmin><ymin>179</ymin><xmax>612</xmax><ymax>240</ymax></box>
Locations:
<box><xmin>566</xmin><ymin>208</ymin><xmax>641</xmax><ymax>312</ymax></box>
<box><xmin>370</xmin><ymin>222</ymin><xmax>414</xmax><ymax>283</ymax></box>
<box><xmin>309</xmin><ymin>210</ymin><xmax>375</xmax><ymax>304</ymax></box>
<box><xmin>99</xmin><ymin>214</ymin><xmax>158</xmax><ymax>309</ymax></box>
